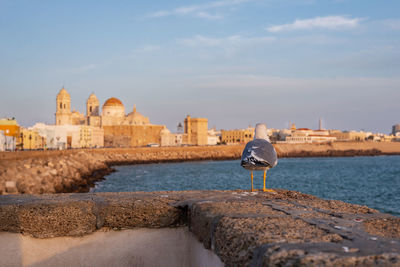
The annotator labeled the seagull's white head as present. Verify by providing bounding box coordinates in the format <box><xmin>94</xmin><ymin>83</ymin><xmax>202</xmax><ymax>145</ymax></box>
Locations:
<box><xmin>254</xmin><ymin>123</ymin><xmax>270</xmax><ymax>141</ymax></box>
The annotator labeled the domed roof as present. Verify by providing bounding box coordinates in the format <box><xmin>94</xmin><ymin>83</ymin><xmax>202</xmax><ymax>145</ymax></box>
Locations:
<box><xmin>88</xmin><ymin>93</ymin><xmax>98</xmax><ymax>100</ymax></box>
<box><xmin>57</xmin><ymin>87</ymin><xmax>70</xmax><ymax>97</ymax></box>
<box><xmin>103</xmin><ymin>97</ymin><xmax>123</xmax><ymax>107</ymax></box>
<box><xmin>126</xmin><ymin>110</ymin><xmax>147</xmax><ymax>120</ymax></box>
<box><xmin>124</xmin><ymin>105</ymin><xmax>150</xmax><ymax>125</ymax></box>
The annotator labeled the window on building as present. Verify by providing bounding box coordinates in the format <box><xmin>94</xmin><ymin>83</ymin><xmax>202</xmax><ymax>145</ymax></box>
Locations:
<box><xmin>60</xmin><ymin>103</ymin><xmax>62</xmax><ymax>109</ymax></box>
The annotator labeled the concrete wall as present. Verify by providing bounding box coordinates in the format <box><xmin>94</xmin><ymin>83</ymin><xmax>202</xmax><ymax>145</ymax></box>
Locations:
<box><xmin>0</xmin><ymin>228</ymin><xmax>223</xmax><ymax>267</ymax></box>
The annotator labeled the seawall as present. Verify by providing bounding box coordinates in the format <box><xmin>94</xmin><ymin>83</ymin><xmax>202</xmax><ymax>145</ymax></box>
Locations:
<box><xmin>0</xmin><ymin>190</ymin><xmax>399</xmax><ymax>266</ymax></box>
<box><xmin>1</xmin><ymin>142</ymin><xmax>400</xmax><ymax>194</ymax></box>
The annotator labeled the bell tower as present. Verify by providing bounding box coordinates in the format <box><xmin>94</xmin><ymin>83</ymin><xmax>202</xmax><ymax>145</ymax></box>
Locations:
<box><xmin>86</xmin><ymin>93</ymin><xmax>100</xmax><ymax>116</ymax></box>
<box><xmin>86</xmin><ymin>93</ymin><xmax>101</xmax><ymax>127</ymax></box>
<box><xmin>55</xmin><ymin>88</ymin><xmax>72</xmax><ymax>125</ymax></box>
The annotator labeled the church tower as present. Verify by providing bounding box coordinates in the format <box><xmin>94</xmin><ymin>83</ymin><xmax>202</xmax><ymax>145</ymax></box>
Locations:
<box><xmin>86</xmin><ymin>93</ymin><xmax>101</xmax><ymax>127</ymax></box>
<box><xmin>55</xmin><ymin>88</ymin><xmax>72</xmax><ymax>125</ymax></box>
<box><xmin>86</xmin><ymin>93</ymin><xmax>100</xmax><ymax>116</ymax></box>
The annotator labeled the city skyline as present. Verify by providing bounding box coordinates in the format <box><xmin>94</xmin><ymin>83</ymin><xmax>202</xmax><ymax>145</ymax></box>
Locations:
<box><xmin>1</xmin><ymin>0</ymin><xmax>399</xmax><ymax>133</ymax></box>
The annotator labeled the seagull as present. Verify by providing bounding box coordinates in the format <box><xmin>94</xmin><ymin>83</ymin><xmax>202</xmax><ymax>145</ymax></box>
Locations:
<box><xmin>240</xmin><ymin>123</ymin><xmax>278</xmax><ymax>192</ymax></box>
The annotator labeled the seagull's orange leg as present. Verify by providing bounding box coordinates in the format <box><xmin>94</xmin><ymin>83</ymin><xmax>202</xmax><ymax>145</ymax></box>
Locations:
<box><xmin>263</xmin><ymin>170</ymin><xmax>267</xmax><ymax>191</ymax></box>
<box><xmin>263</xmin><ymin>169</ymin><xmax>276</xmax><ymax>193</ymax></box>
<box><xmin>251</xmin><ymin>171</ymin><xmax>254</xmax><ymax>192</ymax></box>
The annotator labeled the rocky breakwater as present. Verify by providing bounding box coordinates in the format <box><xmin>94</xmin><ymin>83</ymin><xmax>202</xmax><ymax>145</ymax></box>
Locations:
<box><xmin>0</xmin><ymin>151</ymin><xmax>112</xmax><ymax>195</ymax></box>
<box><xmin>0</xmin><ymin>146</ymin><xmax>244</xmax><ymax>195</ymax></box>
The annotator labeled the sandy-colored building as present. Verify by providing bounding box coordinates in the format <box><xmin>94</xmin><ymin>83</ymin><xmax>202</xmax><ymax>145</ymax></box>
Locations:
<box><xmin>160</xmin><ymin>128</ymin><xmax>180</xmax><ymax>147</ymax></box>
<box><xmin>54</xmin><ymin>88</ymin><xmax>164</xmax><ymax>147</ymax></box>
<box><xmin>221</xmin><ymin>127</ymin><xmax>254</xmax><ymax>144</ymax></box>
<box><xmin>100</xmin><ymin>98</ymin><xmax>163</xmax><ymax>147</ymax></box>
<box><xmin>103</xmin><ymin>125</ymin><xmax>163</xmax><ymax>147</ymax></box>
<box><xmin>55</xmin><ymin>88</ymin><xmax>150</xmax><ymax>128</ymax></box>
<box><xmin>20</xmin><ymin>128</ymin><xmax>46</xmax><ymax>150</ymax></box>
<box><xmin>71</xmin><ymin>125</ymin><xmax>104</xmax><ymax>148</ymax></box>
<box><xmin>182</xmin><ymin>115</ymin><xmax>208</xmax><ymax>146</ymax></box>
<box><xmin>329</xmin><ymin>131</ymin><xmax>366</xmax><ymax>142</ymax></box>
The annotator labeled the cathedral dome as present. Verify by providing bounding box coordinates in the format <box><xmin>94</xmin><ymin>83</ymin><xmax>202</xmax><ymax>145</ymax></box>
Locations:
<box><xmin>103</xmin><ymin>97</ymin><xmax>123</xmax><ymax>107</ymax></box>
<box><xmin>102</xmin><ymin>97</ymin><xmax>125</xmax><ymax>118</ymax></box>
<box><xmin>124</xmin><ymin>105</ymin><xmax>150</xmax><ymax>125</ymax></box>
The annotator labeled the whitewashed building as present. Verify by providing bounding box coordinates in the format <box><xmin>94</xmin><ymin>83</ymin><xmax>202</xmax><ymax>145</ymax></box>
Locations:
<box><xmin>160</xmin><ymin>127</ymin><xmax>184</xmax><ymax>147</ymax></box>
<box><xmin>0</xmin><ymin>130</ymin><xmax>5</xmax><ymax>151</ymax></box>
<box><xmin>31</xmin><ymin>123</ymin><xmax>104</xmax><ymax>149</ymax></box>
<box><xmin>285</xmin><ymin>128</ymin><xmax>336</xmax><ymax>143</ymax></box>
<box><xmin>207</xmin><ymin>128</ymin><xmax>220</xmax><ymax>145</ymax></box>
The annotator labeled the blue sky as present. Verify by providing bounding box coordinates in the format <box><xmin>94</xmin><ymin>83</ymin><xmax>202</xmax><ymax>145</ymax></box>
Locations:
<box><xmin>0</xmin><ymin>0</ymin><xmax>399</xmax><ymax>133</ymax></box>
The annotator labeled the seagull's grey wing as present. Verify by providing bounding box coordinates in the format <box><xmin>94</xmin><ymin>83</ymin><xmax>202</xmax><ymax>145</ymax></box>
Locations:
<box><xmin>241</xmin><ymin>139</ymin><xmax>277</xmax><ymax>169</ymax></box>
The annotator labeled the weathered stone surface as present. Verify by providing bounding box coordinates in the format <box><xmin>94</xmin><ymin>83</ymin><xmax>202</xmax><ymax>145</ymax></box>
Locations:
<box><xmin>5</xmin><ymin>181</ymin><xmax>17</xmax><ymax>194</ymax></box>
<box><xmin>0</xmin><ymin>190</ymin><xmax>399</xmax><ymax>266</ymax></box>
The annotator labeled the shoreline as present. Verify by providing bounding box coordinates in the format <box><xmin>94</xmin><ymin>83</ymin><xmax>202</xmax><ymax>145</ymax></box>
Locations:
<box><xmin>1</xmin><ymin>142</ymin><xmax>400</xmax><ymax>195</ymax></box>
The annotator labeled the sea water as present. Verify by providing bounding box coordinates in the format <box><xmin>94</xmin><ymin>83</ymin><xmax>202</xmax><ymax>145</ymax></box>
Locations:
<box><xmin>91</xmin><ymin>156</ymin><xmax>400</xmax><ymax>216</ymax></box>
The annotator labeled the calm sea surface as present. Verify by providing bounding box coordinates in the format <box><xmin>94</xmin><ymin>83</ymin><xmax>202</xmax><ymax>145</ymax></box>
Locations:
<box><xmin>91</xmin><ymin>156</ymin><xmax>400</xmax><ymax>216</ymax></box>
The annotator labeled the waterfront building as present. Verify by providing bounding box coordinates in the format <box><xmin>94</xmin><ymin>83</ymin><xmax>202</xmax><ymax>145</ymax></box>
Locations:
<box><xmin>207</xmin><ymin>128</ymin><xmax>220</xmax><ymax>145</ymax></box>
<box><xmin>20</xmin><ymin>128</ymin><xmax>46</xmax><ymax>150</ymax></box>
<box><xmin>55</xmin><ymin>88</ymin><xmax>151</xmax><ymax>128</ymax></box>
<box><xmin>31</xmin><ymin>123</ymin><xmax>104</xmax><ymax>149</ymax></box>
<box><xmin>86</xmin><ymin>93</ymin><xmax>101</xmax><ymax>127</ymax></box>
<box><xmin>285</xmin><ymin>128</ymin><xmax>336</xmax><ymax>143</ymax></box>
<box><xmin>380</xmin><ymin>134</ymin><xmax>395</xmax><ymax>142</ymax></box>
<box><xmin>183</xmin><ymin>115</ymin><xmax>208</xmax><ymax>146</ymax></box>
<box><xmin>393</xmin><ymin>124</ymin><xmax>400</xmax><ymax>136</ymax></box>
<box><xmin>160</xmin><ymin>127</ymin><xmax>184</xmax><ymax>147</ymax></box>
<box><xmin>0</xmin><ymin>118</ymin><xmax>20</xmax><ymax>150</ymax></box>
<box><xmin>0</xmin><ymin>131</ymin><xmax>4</xmax><ymax>151</ymax></box>
<box><xmin>71</xmin><ymin>125</ymin><xmax>104</xmax><ymax>148</ymax></box>
<box><xmin>221</xmin><ymin>127</ymin><xmax>254</xmax><ymax>144</ymax></box>
<box><xmin>160</xmin><ymin>128</ymin><xmax>174</xmax><ymax>147</ymax></box>
<box><xmin>329</xmin><ymin>131</ymin><xmax>366</xmax><ymax>142</ymax></box>
<box><xmin>54</xmin><ymin>88</ymin><xmax>166</xmax><ymax>147</ymax></box>
<box><xmin>0</xmin><ymin>118</ymin><xmax>20</xmax><ymax>139</ymax></box>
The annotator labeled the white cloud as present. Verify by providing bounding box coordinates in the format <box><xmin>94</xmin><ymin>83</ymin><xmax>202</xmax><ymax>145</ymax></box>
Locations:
<box><xmin>267</xmin><ymin>16</ymin><xmax>361</xmax><ymax>32</ymax></box>
<box><xmin>381</xmin><ymin>19</ymin><xmax>400</xmax><ymax>30</ymax></box>
<box><xmin>146</xmin><ymin>0</ymin><xmax>251</xmax><ymax>19</ymax></box>
<box><xmin>178</xmin><ymin>34</ymin><xmax>276</xmax><ymax>47</ymax></box>
<box><xmin>195</xmin><ymin>12</ymin><xmax>223</xmax><ymax>20</ymax></box>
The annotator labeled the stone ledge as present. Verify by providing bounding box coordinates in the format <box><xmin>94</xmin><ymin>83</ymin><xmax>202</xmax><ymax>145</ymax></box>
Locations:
<box><xmin>0</xmin><ymin>190</ymin><xmax>399</xmax><ymax>266</ymax></box>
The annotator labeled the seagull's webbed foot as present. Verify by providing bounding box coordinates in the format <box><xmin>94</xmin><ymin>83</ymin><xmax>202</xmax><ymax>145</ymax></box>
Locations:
<box><xmin>263</xmin><ymin>188</ymin><xmax>276</xmax><ymax>193</ymax></box>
